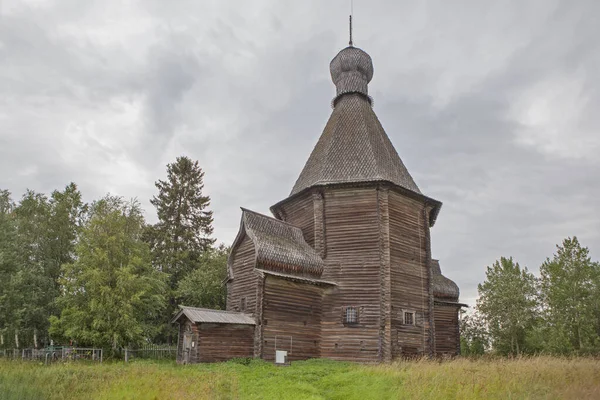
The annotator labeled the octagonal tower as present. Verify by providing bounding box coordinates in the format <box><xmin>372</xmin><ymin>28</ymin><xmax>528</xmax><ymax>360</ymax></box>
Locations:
<box><xmin>270</xmin><ymin>45</ymin><xmax>460</xmax><ymax>361</ymax></box>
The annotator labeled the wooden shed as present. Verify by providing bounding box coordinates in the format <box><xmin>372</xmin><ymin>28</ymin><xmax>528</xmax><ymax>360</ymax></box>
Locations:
<box><xmin>172</xmin><ymin>307</ymin><xmax>255</xmax><ymax>364</ymax></box>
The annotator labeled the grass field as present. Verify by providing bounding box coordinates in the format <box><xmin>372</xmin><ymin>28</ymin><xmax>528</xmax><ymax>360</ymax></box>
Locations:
<box><xmin>1</xmin><ymin>356</ymin><xmax>599</xmax><ymax>400</ymax></box>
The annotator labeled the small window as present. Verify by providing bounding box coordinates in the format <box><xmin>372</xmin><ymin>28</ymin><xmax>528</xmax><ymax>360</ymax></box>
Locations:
<box><xmin>240</xmin><ymin>297</ymin><xmax>246</xmax><ymax>312</ymax></box>
<box><xmin>403</xmin><ymin>311</ymin><xmax>415</xmax><ymax>325</ymax></box>
<box><xmin>344</xmin><ymin>306</ymin><xmax>358</xmax><ymax>325</ymax></box>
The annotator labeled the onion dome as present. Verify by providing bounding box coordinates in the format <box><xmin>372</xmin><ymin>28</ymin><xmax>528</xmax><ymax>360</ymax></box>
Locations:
<box><xmin>330</xmin><ymin>46</ymin><xmax>374</xmax><ymax>104</ymax></box>
<box><xmin>431</xmin><ymin>259</ymin><xmax>460</xmax><ymax>300</ymax></box>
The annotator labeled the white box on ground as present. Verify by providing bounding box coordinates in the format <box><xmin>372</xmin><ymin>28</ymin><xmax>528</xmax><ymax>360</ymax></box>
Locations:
<box><xmin>275</xmin><ymin>350</ymin><xmax>287</xmax><ymax>364</ymax></box>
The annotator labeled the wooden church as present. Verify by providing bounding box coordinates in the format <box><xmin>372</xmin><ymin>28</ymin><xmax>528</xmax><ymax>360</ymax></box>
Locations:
<box><xmin>173</xmin><ymin>42</ymin><xmax>464</xmax><ymax>364</ymax></box>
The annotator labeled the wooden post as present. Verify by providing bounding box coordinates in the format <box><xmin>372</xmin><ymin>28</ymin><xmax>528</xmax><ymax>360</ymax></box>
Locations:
<box><xmin>423</xmin><ymin>205</ymin><xmax>435</xmax><ymax>357</ymax></box>
<box><xmin>254</xmin><ymin>273</ymin><xmax>265</xmax><ymax>359</ymax></box>
<box><xmin>313</xmin><ymin>191</ymin><xmax>326</xmax><ymax>258</ymax></box>
<box><xmin>125</xmin><ymin>347</ymin><xmax>128</xmax><ymax>363</ymax></box>
<box><xmin>176</xmin><ymin>324</ymin><xmax>181</xmax><ymax>363</ymax></box>
<box><xmin>377</xmin><ymin>186</ymin><xmax>392</xmax><ymax>362</ymax></box>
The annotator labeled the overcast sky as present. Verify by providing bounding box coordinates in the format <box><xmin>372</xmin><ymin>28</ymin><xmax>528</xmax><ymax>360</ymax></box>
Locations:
<box><xmin>1</xmin><ymin>0</ymin><xmax>599</xmax><ymax>306</ymax></box>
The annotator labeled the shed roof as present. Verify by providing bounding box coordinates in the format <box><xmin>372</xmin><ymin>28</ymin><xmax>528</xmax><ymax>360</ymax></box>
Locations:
<box><xmin>172</xmin><ymin>306</ymin><xmax>255</xmax><ymax>325</ymax></box>
<box><xmin>238</xmin><ymin>208</ymin><xmax>325</xmax><ymax>278</ymax></box>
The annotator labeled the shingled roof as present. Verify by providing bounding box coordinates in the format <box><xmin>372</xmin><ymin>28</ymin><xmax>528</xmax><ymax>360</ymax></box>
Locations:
<box><xmin>431</xmin><ymin>259</ymin><xmax>460</xmax><ymax>300</ymax></box>
<box><xmin>234</xmin><ymin>209</ymin><xmax>324</xmax><ymax>278</ymax></box>
<box><xmin>291</xmin><ymin>92</ymin><xmax>422</xmax><ymax>196</ymax></box>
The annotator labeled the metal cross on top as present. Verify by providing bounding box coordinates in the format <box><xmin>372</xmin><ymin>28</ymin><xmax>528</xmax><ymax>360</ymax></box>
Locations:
<box><xmin>349</xmin><ymin>0</ymin><xmax>354</xmax><ymax>46</ymax></box>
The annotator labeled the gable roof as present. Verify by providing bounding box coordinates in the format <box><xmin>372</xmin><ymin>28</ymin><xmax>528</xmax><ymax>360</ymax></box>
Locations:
<box><xmin>172</xmin><ymin>306</ymin><xmax>255</xmax><ymax>325</ymax></box>
<box><xmin>229</xmin><ymin>209</ymin><xmax>325</xmax><ymax>278</ymax></box>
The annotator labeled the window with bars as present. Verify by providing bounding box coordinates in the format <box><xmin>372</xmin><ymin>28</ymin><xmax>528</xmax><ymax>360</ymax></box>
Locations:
<box><xmin>403</xmin><ymin>311</ymin><xmax>415</xmax><ymax>325</ymax></box>
<box><xmin>344</xmin><ymin>306</ymin><xmax>358</xmax><ymax>325</ymax></box>
<box><xmin>240</xmin><ymin>297</ymin><xmax>247</xmax><ymax>312</ymax></box>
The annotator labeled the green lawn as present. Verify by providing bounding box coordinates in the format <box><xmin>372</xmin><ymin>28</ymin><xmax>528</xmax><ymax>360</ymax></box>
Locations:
<box><xmin>1</xmin><ymin>356</ymin><xmax>599</xmax><ymax>399</ymax></box>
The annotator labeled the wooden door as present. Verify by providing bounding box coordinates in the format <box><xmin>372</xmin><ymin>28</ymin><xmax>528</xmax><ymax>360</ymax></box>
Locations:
<box><xmin>183</xmin><ymin>322</ymin><xmax>193</xmax><ymax>364</ymax></box>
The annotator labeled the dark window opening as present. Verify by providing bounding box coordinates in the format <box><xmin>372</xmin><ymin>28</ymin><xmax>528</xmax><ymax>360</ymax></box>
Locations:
<box><xmin>240</xmin><ymin>297</ymin><xmax>246</xmax><ymax>312</ymax></box>
<box><xmin>404</xmin><ymin>311</ymin><xmax>415</xmax><ymax>325</ymax></box>
<box><xmin>344</xmin><ymin>306</ymin><xmax>358</xmax><ymax>325</ymax></box>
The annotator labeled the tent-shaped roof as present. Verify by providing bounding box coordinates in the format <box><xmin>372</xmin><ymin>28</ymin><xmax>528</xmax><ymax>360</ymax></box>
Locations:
<box><xmin>290</xmin><ymin>92</ymin><xmax>421</xmax><ymax>196</ymax></box>
<box><xmin>231</xmin><ymin>209</ymin><xmax>325</xmax><ymax>278</ymax></box>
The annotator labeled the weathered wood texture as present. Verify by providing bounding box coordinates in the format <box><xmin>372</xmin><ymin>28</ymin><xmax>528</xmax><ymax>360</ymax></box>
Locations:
<box><xmin>275</xmin><ymin>191</ymin><xmax>315</xmax><ymax>248</ymax></box>
<box><xmin>313</xmin><ymin>191</ymin><xmax>326</xmax><ymax>258</ymax></box>
<box><xmin>227</xmin><ymin>235</ymin><xmax>257</xmax><ymax>314</ymax></box>
<box><xmin>320</xmin><ymin>187</ymin><xmax>382</xmax><ymax>361</ymax></box>
<box><xmin>253</xmin><ymin>274</ymin><xmax>265</xmax><ymax>358</ymax></box>
<box><xmin>176</xmin><ymin>319</ymin><xmax>199</xmax><ymax>364</ymax></box>
<box><xmin>388</xmin><ymin>190</ymin><xmax>432</xmax><ymax>358</ymax></box>
<box><xmin>196</xmin><ymin>323</ymin><xmax>255</xmax><ymax>362</ymax></box>
<box><xmin>378</xmin><ymin>188</ymin><xmax>392</xmax><ymax>362</ymax></box>
<box><xmin>261</xmin><ymin>276</ymin><xmax>323</xmax><ymax>361</ymax></box>
<box><xmin>434</xmin><ymin>304</ymin><xmax>460</xmax><ymax>355</ymax></box>
<box><xmin>176</xmin><ymin>318</ymin><xmax>254</xmax><ymax>363</ymax></box>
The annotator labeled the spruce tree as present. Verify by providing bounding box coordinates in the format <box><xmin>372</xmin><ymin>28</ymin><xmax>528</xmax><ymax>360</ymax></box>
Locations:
<box><xmin>147</xmin><ymin>156</ymin><xmax>215</xmax><ymax>340</ymax></box>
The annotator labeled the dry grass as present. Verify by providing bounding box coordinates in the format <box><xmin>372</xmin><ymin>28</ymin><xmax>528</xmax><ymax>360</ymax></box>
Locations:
<box><xmin>1</xmin><ymin>356</ymin><xmax>599</xmax><ymax>399</ymax></box>
<box><xmin>376</xmin><ymin>356</ymin><xmax>600</xmax><ymax>399</ymax></box>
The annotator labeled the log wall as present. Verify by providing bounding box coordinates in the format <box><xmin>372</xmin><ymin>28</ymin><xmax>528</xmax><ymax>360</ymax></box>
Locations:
<box><xmin>196</xmin><ymin>323</ymin><xmax>255</xmax><ymax>362</ymax></box>
<box><xmin>320</xmin><ymin>187</ymin><xmax>382</xmax><ymax>361</ymax></box>
<box><xmin>275</xmin><ymin>191</ymin><xmax>315</xmax><ymax>248</ymax></box>
<box><xmin>176</xmin><ymin>318</ymin><xmax>255</xmax><ymax>363</ymax></box>
<box><xmin>434</xmin><ymin>303</ymin><xmax>460</xmax><ymax>355</ymax></box>
<box><xmin>388</xmin><ymin>190</ymin><xmax>433</xmax><ymax>358</ymax></box>
<box><xmin>226</xmin><ymin>235</ymin><xmax>258</xmax><ymax>314</ymax></box>
<box><xmin>261</xmin><ymin>276</ymin><xmax>323</xmax><ymax>361</ymax></box>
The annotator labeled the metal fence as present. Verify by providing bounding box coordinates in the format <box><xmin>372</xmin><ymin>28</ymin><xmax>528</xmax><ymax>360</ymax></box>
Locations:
<box><xmin>0</xmin><ymin>347</ymin><xmax>103</xmax><ymax>363</ymax></box>
<box><xmin>124</xmin><ymin>344</ymin><xmax>177</xmax><ymax>362</ymax></box>
<box><xmin>1</xmin><ymin>344</ymin><xmax>176</xmax><ymax>363</ymax></box>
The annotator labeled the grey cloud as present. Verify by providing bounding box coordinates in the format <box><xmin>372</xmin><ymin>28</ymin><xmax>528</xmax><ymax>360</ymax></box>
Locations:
<box><xmin>1</xmin><ymin>0</ymin><xmax>599</xmax><ymax>308</ymax></box>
